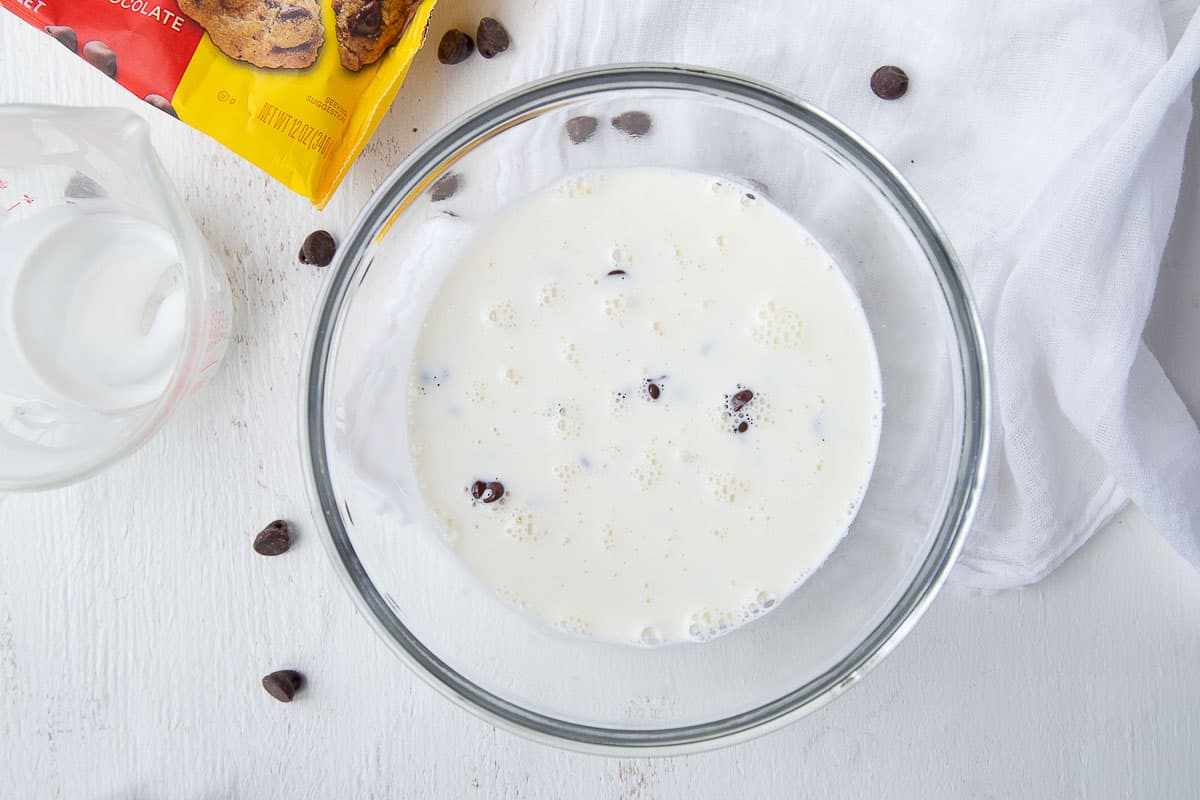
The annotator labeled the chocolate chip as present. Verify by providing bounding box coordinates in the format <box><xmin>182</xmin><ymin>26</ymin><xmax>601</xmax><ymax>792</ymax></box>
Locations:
<box><xmin>82</xmin><ymin>41</ymin><xmax>117</xmax><ymax>79</ymax></box>
<box><xmin>253</xmin><ymin>520</ymin><xmax>293</xmax><ymax>556</ymax></box>
<box><xmin>261</xmin><ymin>670</ymin><xmax>304</xmax><ymax>703</ymax></box>
<box><xmin>606</xmin><ymin>269</ymin><xmax>627</xmax><ymax>277</ymax></box>
<box><xmin>482</xmin><ymin>481</ymin><xmax>504</xmax><ymax>503</ymax></box>
<box><xmin>45</xmin><ymin>26</ymin><xmax>77</xmax><ymax>54</ymax></box>
<box><xmin>476</xmin><ymin>17</ymin><xmax>510</xmax><ymax>58</ymax></box>
<box><xmin>349</xmin><ymin>1</ymin><xmax>383</xmax><ymax>37</ymax></box>
<box><xmin>729</xmin><ymin>389</ymin><xmax>754</xmax><ymax>413</ymax></box>
<box><xmin>64</xmin><ymin>172</ymin><xmax>106</xmax><ymax>200</ymax></box>
<box><xmin>611</xmin><ymin>111</ymin><xmax>652</xmax><ymax>138</ymax></box>
<box><xmin>566</xmin><ymin>115</ymin><xmax>598</xmax><ymax>145</ymax></box>
<box><xmin>144</xmin><ymin>94</ymin><xmax>179</xmax><ymax>119</ymax></box>
<box><xmin>870</xmin><ymin>65</ymin><xmax>909</xmax><ymax>100</ymax></box>
<box><xmin>735</xmin><ymin>421</ymin><xmax>749</xmax><ymax>433</ymax></box>
<box><xmin>470</xmin><ymin>480</ymin><xmax>486</xmax><ymax>500</ymax></box>
<box><xmin>299</xmin><ymin>230</ymin><xmax>337</xmax><ymax>267</ymax></box>
<box><xmin>744</xmin><ymin>178</ymin><xmax>769</xmax><ymax>196</ymax></box>
<box><xmin>278</xmin><ymin>5</ymin><xmax>313</xmax><ymax>22</ymax></box>
<box><xmin>431</xmin><ymin>173</ymin><xmax>458</xmax><ymax>202</ymax></box>
<box><xmin>438</xmin><ymin>29</ymin><xmax>474</xmax><ymax>64</ymax></box>
<box><xmin>647</xmin><ymin>383</ymin><xmax>661</xmax><ymax>400</ymax></box>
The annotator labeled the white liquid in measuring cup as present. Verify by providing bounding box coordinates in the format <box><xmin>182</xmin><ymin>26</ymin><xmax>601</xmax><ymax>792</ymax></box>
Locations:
<box><xmin>408</xmin><ymin>169</ymin><xmax>882</xmax><ymax>646</ymax></box>
<box><xmin>2</xmin><ymin>207</ymin><xmax>186</xmax><ymax>413</ymax></box>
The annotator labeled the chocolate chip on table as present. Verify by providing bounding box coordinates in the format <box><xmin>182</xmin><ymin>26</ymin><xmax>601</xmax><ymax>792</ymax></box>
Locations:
<box><xmin>870</xmin><ymin>65</ymin><xmax>909</xmax><ymax>100</ymax></box>
<box><xmin>348</xmin><ymin>0</ymin><xmax>383</xmax><ymax>36</ymax></box>
<box><xmin>647</xmin><ymin>382</ymin><xmax>661</xmax><ymax>400</ymax></box>
<box><xmin>82</xmin><ymin>41</ymin><xmax>117</xmax><ymax>79</ymax></box>
<box><xmin>611</xmin><ymin>111</ymin><xmax>652</xmax><ymax>138</ymax></box>
<box><xmin>734</xmin><ymin>421</ymin><xmax>749</xmax><ymax>434</ymax></box>
<box><xmin>253</xmin><ymin>520</ymin><xmax>293</xmax><ymax>556</ymax></box>
<box><xmin>729</xmin><ymin>389</ymin><xmax>754</xmax><ymax>413</ymax></box>
<box><xmin>566</xmin><ymin>115</ymin><xmax>598</xmax><ymax>145</ymax></box>
<box><xmin>430</xmin><ymin>173</ymin><xmax>459</xmax><ymax>202</ymax></box>
<box><xmin>482</xmin><ymin>481</ymin><xmax>504</xmax><ymax>503</ymax></box>
<box><xmin>298</xmin><ymin>230</ymin><xmax>337</xmax><ymax>267</ymax></box>
<box><xmin>470</xmin><ymin>480</ymin><xmax>487</xmax><ymax>500</ymax></box>
<box><xmin>45</xmin><ymin>26</ymin><xmax>78</xmax><ymax>54</ymax></box>
<box><xmin>144</xmin><ymin>94</ymin><xmax>179</xmax><ymax>119</ymax></box>
<box><xmin>438</xmin><ymin>29</ymin><xmax>474</xmax><ymax>64</ymax></box>
<box><xmin>262</xmin><ymin>670</ymin><xmax>305</xmax><ymax>703</ymax></box>
<box><xmin>476</xmin><ymin>17</ymin><xmax>510</xmax><ymax>59</ymax></box>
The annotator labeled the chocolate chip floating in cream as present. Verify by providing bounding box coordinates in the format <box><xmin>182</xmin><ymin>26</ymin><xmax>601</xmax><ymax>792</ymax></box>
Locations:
<box><xmin>728</xmin><ymin>389</ymin><xmax>754</xmax><ymax>413</ymax></box>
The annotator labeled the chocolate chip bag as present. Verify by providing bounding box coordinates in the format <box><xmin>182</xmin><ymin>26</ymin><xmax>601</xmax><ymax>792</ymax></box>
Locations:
<box><xmin>1</xmin><ymin>0</ymin><xmax>436</xmax><ymax>207</ymax></box>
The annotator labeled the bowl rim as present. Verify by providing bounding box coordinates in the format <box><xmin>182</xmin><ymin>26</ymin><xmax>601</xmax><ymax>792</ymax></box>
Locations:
<box><xmin>300</xmin><ymin>63</ymin><xmax>990</xmax><ymax>756</ymax></box>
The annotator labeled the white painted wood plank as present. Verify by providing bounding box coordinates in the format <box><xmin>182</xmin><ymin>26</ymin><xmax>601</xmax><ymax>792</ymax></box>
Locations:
<box><xmin>2</xmin><ymin>4</ymin><xmax>1198</xmax><ymax>797</ymax></box>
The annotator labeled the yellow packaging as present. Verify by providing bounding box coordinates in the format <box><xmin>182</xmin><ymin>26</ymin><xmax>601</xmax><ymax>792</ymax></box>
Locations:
<box><xmin>2</xmin><ymin>0</ymin><xmax>437</xmax><ymax>207</ymax></box>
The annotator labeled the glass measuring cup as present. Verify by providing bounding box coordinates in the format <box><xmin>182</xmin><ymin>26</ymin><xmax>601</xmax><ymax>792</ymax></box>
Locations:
<box><xmin>0</xmin><ymin>105</ymin><xmax>231</xmax><ymax>490</ymax></box>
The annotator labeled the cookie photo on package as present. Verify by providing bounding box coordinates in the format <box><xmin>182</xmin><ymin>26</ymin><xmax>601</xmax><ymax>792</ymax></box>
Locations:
<box><xmin>1</xmin><ymin>0</ymin><xmax>436</xmax><ymax>206</ymax></box>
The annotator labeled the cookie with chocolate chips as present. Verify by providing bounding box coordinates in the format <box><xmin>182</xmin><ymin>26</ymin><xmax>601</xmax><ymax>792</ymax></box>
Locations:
<box><xmin>332</xmin><ymin>0</ymin><xmax>422</xmax><ymax>71</ymax></box>
<box><xmin>177</xmin><ymin>0</ymin><xmax>325</xmax><ymax>70</ymax></box>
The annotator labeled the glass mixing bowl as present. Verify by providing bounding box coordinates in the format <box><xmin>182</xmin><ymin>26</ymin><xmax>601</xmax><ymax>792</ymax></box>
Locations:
<box><xmin>301</xmin><ymin>65</ymin><xmax>989</xmax><ymax>754</ymax></box>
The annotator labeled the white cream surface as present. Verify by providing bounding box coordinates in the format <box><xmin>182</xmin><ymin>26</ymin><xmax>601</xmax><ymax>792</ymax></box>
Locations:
<box><xmin>5</xmin><ymin>209</ymin><xmax>185</xmax><ymax>412</ymax></box>
<box><xmin>408</xmin><ymin>168</ymin><xmax>881</xmax><ymax>646</ymax></box>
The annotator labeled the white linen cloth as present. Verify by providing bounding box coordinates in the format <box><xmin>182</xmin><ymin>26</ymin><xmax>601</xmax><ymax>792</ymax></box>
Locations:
<box><xmin>497</xmin><ymin>0</ymin><xmax>1200</xmax><ymax>589</ymax></box>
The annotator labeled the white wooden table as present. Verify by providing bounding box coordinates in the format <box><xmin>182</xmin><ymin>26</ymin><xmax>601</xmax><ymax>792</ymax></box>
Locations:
<box><xmin>3</xmin><ymin>3</ymin><xmax>1199</xmax><ymax>797</ymax></box>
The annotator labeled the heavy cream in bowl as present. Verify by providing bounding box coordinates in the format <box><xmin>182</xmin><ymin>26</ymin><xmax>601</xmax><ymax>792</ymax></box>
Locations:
<box><xmin>408</xmin><ymin>168</ymin><xmax>881</xmax><ymax>647</ymax></box>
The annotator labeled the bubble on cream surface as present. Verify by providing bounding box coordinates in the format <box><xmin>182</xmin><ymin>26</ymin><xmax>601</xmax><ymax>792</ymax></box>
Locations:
<box><xmin>632</xmin><ymin>448</ymin><xmax>663</xmax><ymax>491</ymax></box>
<box><xmin>537</xmin><ymin>282</ymin><xmax>561</xmax><ymax>307</ymax></box>
<box><xmin>482</xmin><ymin>301</ymin><xmax>517</xmax><ymax>328</ymax></box>
<box><xmin>408</xmin><ymin>168</ymin><xmax>881</xmax><ymax>646</ymax></box>
<box><xmin>559</xmin><ymin>341</ymin><xmax>581</xmax><ymax>368</ymax></box>
<box><xmin>750</xmin><ymin>300</ymin><xmax>805</xmax><ymax>349</ymax></box>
